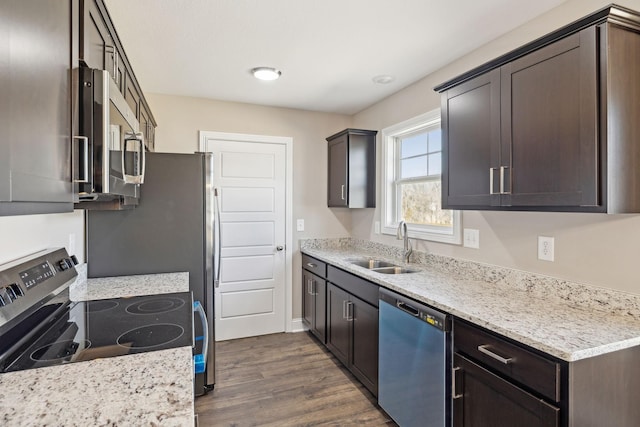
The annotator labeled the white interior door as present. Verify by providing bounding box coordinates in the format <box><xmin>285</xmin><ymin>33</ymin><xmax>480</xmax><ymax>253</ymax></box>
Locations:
<box><xmin>202</xmin><ymin>134</ymin><xmax>288</xmax><ymax>341</ymax></box>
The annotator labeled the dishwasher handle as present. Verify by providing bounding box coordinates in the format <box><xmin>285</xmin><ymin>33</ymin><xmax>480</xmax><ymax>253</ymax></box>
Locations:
<box><xmin>397</xmin><ymin>301</ymin><xmax>419</xmax><ymax>317</ymax></box>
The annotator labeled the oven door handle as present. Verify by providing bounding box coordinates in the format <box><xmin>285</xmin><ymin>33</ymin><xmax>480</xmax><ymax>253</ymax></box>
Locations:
<box><xmin>193</xmin><ymin>301</ymin><xmax>208</xmax><ymax>374</ymax></box>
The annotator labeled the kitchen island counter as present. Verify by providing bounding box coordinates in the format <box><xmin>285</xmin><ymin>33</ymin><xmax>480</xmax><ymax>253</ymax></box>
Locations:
<box><xmin>0</xmin><ymin>266</ymin><xmax>194</xmax><ymax>426</ymax></box>
<box><xmin>301</xmin><ymin>238</ymin><xmax>640</xmax><ymax>362</ymax></box>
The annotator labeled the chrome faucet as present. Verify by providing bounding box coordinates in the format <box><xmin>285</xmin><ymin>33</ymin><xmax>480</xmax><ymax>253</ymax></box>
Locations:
<box><xmin>396</xmin><ymin>220</ymin><xmax>413</xmax><ymax>263</ymax></box>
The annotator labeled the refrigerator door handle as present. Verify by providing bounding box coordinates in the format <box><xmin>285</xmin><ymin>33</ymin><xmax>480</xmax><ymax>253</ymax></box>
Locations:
<box><xmin>193</xmin><ymin>300</ymin><xmax>209</xmax><ymax>374</ymax></box>
<box><xmin>214</xmin><ymin>187</ymin><xmax>222</xmax><ymax>288</ymax></box>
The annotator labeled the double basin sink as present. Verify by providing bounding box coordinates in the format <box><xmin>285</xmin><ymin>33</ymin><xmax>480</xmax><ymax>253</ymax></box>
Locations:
<box><xmin>350</xmin><ymin>259</ymin><xmax>417</xmax><ymax>275</ymax></box>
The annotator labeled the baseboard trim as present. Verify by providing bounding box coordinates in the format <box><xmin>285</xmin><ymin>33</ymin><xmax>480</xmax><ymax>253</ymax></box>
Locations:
<box><xmin>290</xmin><ymin>318</ymin><xmax>307</xmax><ymax>333</ymax></box>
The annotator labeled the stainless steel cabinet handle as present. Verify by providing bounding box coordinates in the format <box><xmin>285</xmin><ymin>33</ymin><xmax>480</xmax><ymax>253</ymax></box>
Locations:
<box><xmin>342</xmin><ymin>300</ymin><xmax>347</xmax><ymax>319</ymax></box>
<box><xmin>452</xmin><ymin>367</ymin><xmax>463</xmax><ymax>399</ymax></box>
<box><xmin>341</xmin><ymin>184</ymin><xmax>345</xmax><ymax>200</ymax></box>
<box><xmin>499</xmin><ymin>166</ymin><xmax>511</xmax><ymax>194</ymax></box>
<box><xmin>312</xmin><ymin>279</ymin><xmax>318</xmax><ymax>296</ymax></box>
<box><xmin>346</xmin><ymin>301</ymin><xmax>354</xmax><ymax>322</ymax></box>
<box><xmin>489</xmin><ymin>168</ymin><xmax>497</xmax><ymax>195</ymax></box>
<box><xmin>477</xmin><ymin>344</ymin><xmax>514</xmax><ymax>364</ymax></box>
<box><xmin>72</xmin><ymin>136</ymin><xmax>90</xmax><ymax>183</ymax></box>
<box><xmin>307</xmin><ymin>279</ymin><xmax>313</xmax><ymax>295</ymax></box>
<box><xmin>306</xmin><ymin>263</ymin><xmax>317</xmax><ymax>268</ymax></box>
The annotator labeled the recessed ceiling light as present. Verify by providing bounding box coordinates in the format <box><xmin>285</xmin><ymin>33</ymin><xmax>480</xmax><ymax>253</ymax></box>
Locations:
<box><xmin>251</xmin><ymin>67</ymin><xmax>282</xmax><ymax>81</ymax></box>
<box><xmin>372</xmin><ymin>74</ymin><xmax>395</xmax><ymax>84</ymax></box>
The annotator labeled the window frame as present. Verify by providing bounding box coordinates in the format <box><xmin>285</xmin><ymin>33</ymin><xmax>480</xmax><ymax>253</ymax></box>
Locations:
<box><xmin>381</xmin><ymin>109</ymin><xmax>462</xmax><ymax>244</ymax></box>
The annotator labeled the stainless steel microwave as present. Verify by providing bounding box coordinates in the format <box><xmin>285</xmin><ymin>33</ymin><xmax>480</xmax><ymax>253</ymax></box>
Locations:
<box><xmin>74</xmin><ymin>68</ymin><xmax>145</xmax><ymax>207</ymax></box>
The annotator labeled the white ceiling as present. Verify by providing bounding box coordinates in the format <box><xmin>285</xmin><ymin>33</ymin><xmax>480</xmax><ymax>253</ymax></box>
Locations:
<box><xmin>104</xmin><ymin>0</ymin><xmax>567</xmax><ymax>115</ymax></box>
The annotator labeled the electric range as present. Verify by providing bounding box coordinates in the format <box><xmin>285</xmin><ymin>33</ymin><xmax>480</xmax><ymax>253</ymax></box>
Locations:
<box><xmin>0</xmin><ymin>248</ymin><xmax>194</xmax><ymax>373</ymax></box>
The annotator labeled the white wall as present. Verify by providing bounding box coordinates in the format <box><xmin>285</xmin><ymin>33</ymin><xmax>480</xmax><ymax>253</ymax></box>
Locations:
<box><xmin>0</xmin><ymin>210</ymin><xmax>85</xmax><ymax>265</ymax></box>
<box><xmin>146</xmin><ymin>94</ymin><xmax>353</xmax><ymax>317</ymax></box>
<box><xmin>352</xmin><ymin>0</ymin><xmax>640</xmax><ymax>295</ymax></box>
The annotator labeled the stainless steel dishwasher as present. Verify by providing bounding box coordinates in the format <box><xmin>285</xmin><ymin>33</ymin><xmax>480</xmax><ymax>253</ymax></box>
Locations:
<box><xmin>378</xmin><ymin>288</ymin><xmax>451</xmax><ymax>427</ymax></box>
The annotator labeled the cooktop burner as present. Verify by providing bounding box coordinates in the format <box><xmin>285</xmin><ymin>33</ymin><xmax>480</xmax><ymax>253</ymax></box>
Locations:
<box><xmin>3</xmin><ymin>291</ymin><xmax>193</xmax><ymax>372</ymax></box>
<box><xmin>125</xmin><ymin>296</ymin><xmax>186</xmax><ymax>315</ymax></box>
<box><xmin>117</xmin><ymin>324</ymin><xmax>185</xmax><ymax>349</ymax></box>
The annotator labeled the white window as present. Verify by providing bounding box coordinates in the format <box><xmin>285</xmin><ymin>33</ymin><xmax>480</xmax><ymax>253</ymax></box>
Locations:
<box><xmin>381</xmin><ymin>109</ymin><xmax>461</xmax><ymax>244</ymax></box>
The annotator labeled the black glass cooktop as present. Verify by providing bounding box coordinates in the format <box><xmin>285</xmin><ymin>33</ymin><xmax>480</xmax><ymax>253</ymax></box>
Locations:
<box><xmin>4</xmin><ymin>291</ymin><xmax>193</xmax><ymax>372</ymax></box>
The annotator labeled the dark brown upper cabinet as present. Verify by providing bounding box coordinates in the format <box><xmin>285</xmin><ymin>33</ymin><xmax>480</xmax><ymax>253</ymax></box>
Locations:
<box><xmin>0</xmin><ymin>0</ymin><xmax>74</xmax><ymax>216</ymax></box>
<box><xmin>78</xmin><ymin>0</ymin><xmax>157</xmax><ymax>151</ymax></box>
<box><xmin>437</xmin><ymin>5</ymin><xmax>640</xmax><ymax>213</ymax></box>
<box><xmin>326</xmin><ymin>129</ymin><xmax>377</xmax><ymax>208</ymax></box>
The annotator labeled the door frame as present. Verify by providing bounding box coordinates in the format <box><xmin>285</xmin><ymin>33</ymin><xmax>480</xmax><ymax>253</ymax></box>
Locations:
<box><xmin>198</xmin><ymin>130</ymin><xmax>294</xmax><ymax>333</ymax></box>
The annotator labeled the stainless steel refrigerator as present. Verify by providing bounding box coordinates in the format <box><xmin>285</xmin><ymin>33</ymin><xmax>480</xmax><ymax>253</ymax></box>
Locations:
<box><xmin>86</xmin><ymin>152</ymin><xmax>218</xmax><ymax>396</ymax></box>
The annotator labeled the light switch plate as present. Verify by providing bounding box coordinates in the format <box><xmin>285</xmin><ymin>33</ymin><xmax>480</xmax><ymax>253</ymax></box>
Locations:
<box><xmin>463</xmin><ymin>228</ymin><xmax>479</xmax><ymax>249</ymax></box>
<box><xmin>296</xmin><ymin>219</ymin><xmax>305</xmax><ymax>232</ymax></box>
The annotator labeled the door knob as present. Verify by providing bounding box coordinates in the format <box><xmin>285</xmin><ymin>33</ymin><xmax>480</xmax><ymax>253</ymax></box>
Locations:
<box><xmin>276</xmin><ymin>246</ymin><xmax>284</xmax><ymax>251</ymax></box>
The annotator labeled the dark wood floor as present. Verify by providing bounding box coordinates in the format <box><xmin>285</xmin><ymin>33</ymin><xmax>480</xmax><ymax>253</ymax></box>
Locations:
<box><xmin>195</xmin><ymin>332</ymin><xmax>396</xmax><ymax>426</ymax></box>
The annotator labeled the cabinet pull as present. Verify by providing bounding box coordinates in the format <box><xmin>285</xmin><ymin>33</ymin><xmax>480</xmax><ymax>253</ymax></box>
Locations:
<box><xmin>499</xmin><ymin>166</ymin><xmax>511</xmax><ymax>194</ymax></box>
<box><xmin>489</xmin><ymin>168</ymin><xmax>497</xmax><ymax>195</ymax></box>
<box><xmin>452</xmin><ymin>366</ymin><xmax>463</xmax><ymax>399</ymax></box>
<box><xmin>311</xmin><ymin>279</ymin><xmax>318</xmax><ymax>296</ymax></box>
<box><xmin>346</xmin><ymin>301</ymin><xmax>354</xmax><ymax>322</ymax></box>
<box><xmin>307</xmin><ymin>279</ymin><xmax>313</xmax><ymax>295</ymax></box>
<box><xmin>306</xmin><ymin>263</ymin><xmax>317</xmax><ymax>269</ymax></box>
<box><xmin>341</xmin><ymin>184</ymin><xmax>345</xmax><ymax>200</ymax></box>
<box><xmin>72</xmin><ymin>136</ymin><xmax>90</xmax><ymax>183</ymax></box>
<box><xmin>477</xmin><ymin>344</ymin><xmax>514</xmax><ymax>365</ymax></box>
<box><xmin>342</xmin><ymin>300</ymin><xmax>348</xmax><ymax>319</ymax></box>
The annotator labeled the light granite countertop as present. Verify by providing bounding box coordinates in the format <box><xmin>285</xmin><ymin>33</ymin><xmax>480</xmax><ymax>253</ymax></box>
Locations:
<box><xmin>0</xmin><ymin>266</ymin><xmax>194</xmax><ymax>426</ymax></box>
<box><xmin>301</xmin><ymin>238</ymin><xmax>640</xmax><ymax>362</ymax></box>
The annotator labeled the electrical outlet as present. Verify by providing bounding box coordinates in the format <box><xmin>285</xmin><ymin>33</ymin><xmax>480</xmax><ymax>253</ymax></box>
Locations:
<box><xmin>538</xmin><ymin>236</ymin><xmax>554</xmax><ymax>261</ymax></box>
<box><xmin>463</xmin><ymin>228</ymin><xmax>480</xmax><ymax>249</ymax></box>
<box><xmin>374</xmin><ymin>221</ymin><xmax>380</xmax><ymax>234</ymax></box>
<box><xmin>296</xmin><ymin>219</ymin><xmax>305</xmax><ymax>232</ymax></box>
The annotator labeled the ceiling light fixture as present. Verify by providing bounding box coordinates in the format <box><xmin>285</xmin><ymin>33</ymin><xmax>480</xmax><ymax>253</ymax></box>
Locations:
<box><xmin>372</xmin><ymin>74</ymin><xmax>395</xmax><ymax>84</ymax></box>
<box><xmin>251</xmin><ymin>67</ymin><xmax>282</xmax><ymax>81</ymax></box>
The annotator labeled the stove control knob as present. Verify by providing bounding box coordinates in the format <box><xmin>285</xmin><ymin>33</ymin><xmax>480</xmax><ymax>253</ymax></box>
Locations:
<box><xmin>70</xmin><ymin>255</ymin><xmax>79</xmax><ymax>265</ymax></box>
<box><xmin>0</xmin><ymin>293</ymin><xmax>5</xmax><ymax>307</ymax></box>
<box><xmin>58</xmin><ymin>259</ymin><xmax>70</xmax><ymax>271</ymax></box>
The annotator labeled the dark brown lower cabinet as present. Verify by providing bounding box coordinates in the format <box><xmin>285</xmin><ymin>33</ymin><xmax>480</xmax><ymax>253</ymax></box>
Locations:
<box><xmin>302</xmin><ymin>270</ymin><xmax>326</xmax><ymax>343</ymax></box>
<box><xmin>453</xmin><ymin>353</ymin><xmax>559</xmax><ymax>427</ymax></box>
<box><xmin>326</xmin><ymin>282</ymin><xmax>378</xmax><ymax>396</ymax></box>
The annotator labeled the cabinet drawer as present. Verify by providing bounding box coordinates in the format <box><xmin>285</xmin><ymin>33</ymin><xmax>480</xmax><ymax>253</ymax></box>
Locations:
<box><xmin>302</xmin><ymin>254</ymin><xmax>327</xmax><ymax>278</ymax></box>
<box><xmin>454</xmin><ymin>320</ymin><xmax>561</xmax><ymax>402</ymax></box>
<box><xmin>327</xmin><ymin>265</ymin><xmax>378</xmax><ymax>307</ymax></box>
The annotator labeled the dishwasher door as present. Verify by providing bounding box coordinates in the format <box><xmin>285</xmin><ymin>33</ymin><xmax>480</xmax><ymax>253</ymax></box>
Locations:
<box><xmin>378</xmin><ymin>288</ymin><xmax>451</xmax><ymax>427</ymax></box>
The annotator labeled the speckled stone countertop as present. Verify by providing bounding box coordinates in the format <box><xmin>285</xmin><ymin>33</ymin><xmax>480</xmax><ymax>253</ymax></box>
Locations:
<box><xmin>301</xmin><ymin>238</ymin><xmax>640</xmax><ymax>362</ymax></box>
<box><xmin>0</xmin><ymin>266</ymin><xmax>194</xmax><ymax>426</ymax></box>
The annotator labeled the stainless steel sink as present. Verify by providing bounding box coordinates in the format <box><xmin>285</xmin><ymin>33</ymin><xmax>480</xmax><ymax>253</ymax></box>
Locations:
<box><xmin>350</xmin><ymin>259</ymin><xmax>397</xmax><ymax>269</ymax></box>
<box><xmin>374</xmin><ymin>267</ymin><xmax>418</xmax><ymax>274</ymax></box>
<box><xmin>349</xmin><ymin>259</ymin><xmax>418</xmax><ymax>274</ymax></box>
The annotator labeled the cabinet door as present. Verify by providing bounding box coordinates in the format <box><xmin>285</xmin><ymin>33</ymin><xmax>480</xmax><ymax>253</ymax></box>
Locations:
<box><xmin>302</xmin><ymin>270</ymin><xmax>314</xmax><ymax>329</ymax></box>
<box><xmin>327</xmin><ymin>136</ymin><xmax>348</xmax><ymax>207</ymax></box>
<box><xmin>313</xmin><ymin>277</ymin><xmax>327</xmax><ymax>343</ymax></box>
<box><xmin>501</xmin><ymin>27</ymin><xmax>599</xmax><ymax>208</ymax></box>
<box><xmin>1</xmin><ymin>0</ymin><xmax>73</xmax><ymax>212</ymax></box>
<box><xmin>453</xmin><ymin>354</ymin><xmax>559</xmax><ymax>427</ymax></box>
<box><xmin>124</xmin><ymin>71</ymin><xmax>140</xmax><ymax>119</ymax></box>
<box><xmin>140</xmin><ymin>102</ymin><xmax>155</xmax><ymax>152</ymax></box>
<box><xmin>442</xmin><ymin>69</ymin><xmax>501</xmax><ymax>209</ymax></box>
<box><xmin>350</xmin><ymin>295</ymin><xmax>378</xmax><ymax>396</ymax></box>
<box><xmin>326</xmin><ymin>283</ymin><xmax>350</xmax><ymax>365</ymax></box>
<box><xmin>80</xmin><ymin>1</ymin><xmax>113</xmax><ymax>74</ymax></box>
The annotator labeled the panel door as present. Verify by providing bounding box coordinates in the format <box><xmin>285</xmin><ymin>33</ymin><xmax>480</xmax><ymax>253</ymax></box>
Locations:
<box><xmin>80</xmin><ymin>0</ymin><xmax>114</xmax><ymax>75</ymax></box>
<box><xmin>326</xmin><ymin>283</ymin><xmax>350</xmax><ymax>366</ymax></box>
<box><xmin>453</xmin><ymin>354</ymin><xmax>559</xmax><ymax>427</ymax></box>
<box><xmin>350</xmin><ymin>295</ymin><xmax>378</xmax><ymax>395</ymax></box>
<box><xmin>501</xmin><ymin>27</ymin><xmax>599</xmax><ymax>208</ymax></box>
<box><xmin>206</xmin><ymin>139</ymin><xmax>287</xmax><ymax>341</ymax></box>
<box><xmin>327</xmin><ymin>136</ymin><xmax>348</xmax><ymax>207</ymax></box>
<box><xmin>442</xmin><ymin>68</ymin><xmax>501</xmax><ymax>209</ymax></box>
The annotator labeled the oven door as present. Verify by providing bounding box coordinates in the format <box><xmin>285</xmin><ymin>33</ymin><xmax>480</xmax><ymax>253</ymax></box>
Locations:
<box><xmin>77</xmin><ymin>68</ymin><xmax>145</xmax><ymax>202</ymax></box>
